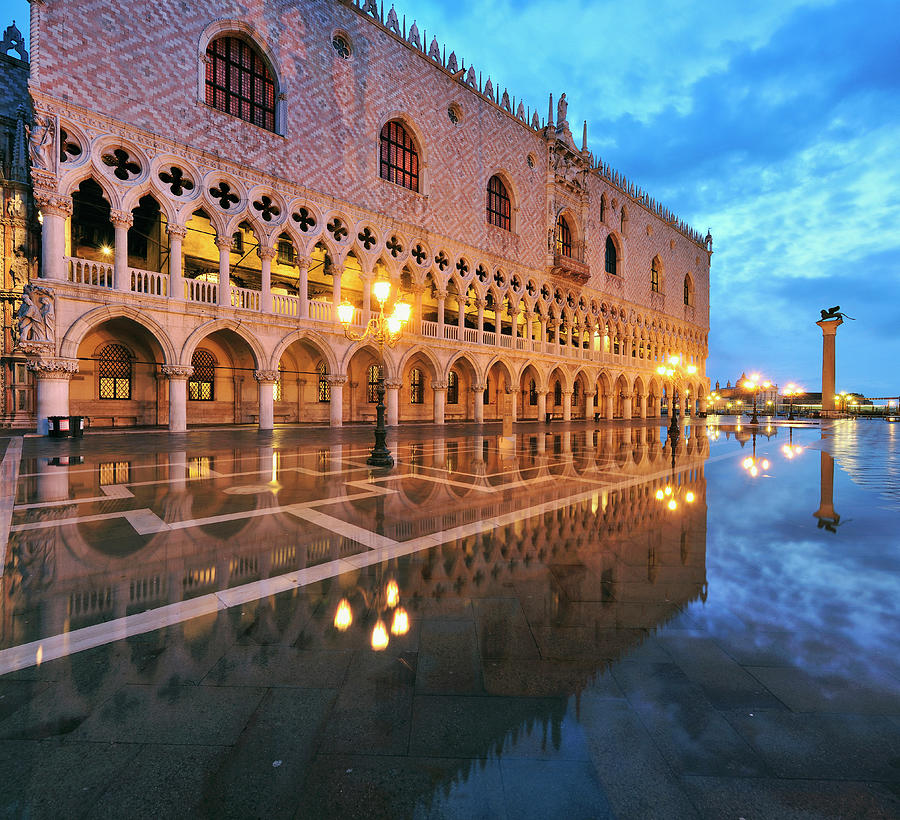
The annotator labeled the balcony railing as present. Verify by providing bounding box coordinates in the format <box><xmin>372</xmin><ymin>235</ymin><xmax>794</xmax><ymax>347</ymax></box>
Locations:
<box><xmin>58</xmin><ymin>256</ymin><xmax>696</xmax><ymax>372</ymax></box>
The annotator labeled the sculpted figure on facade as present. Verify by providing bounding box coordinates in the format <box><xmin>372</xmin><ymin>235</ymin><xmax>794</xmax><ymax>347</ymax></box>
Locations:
<box><xmin>26</xmin><ymin>114</ymin><xmax>56</xmax><ymax>172</ymax></box>
<box><xmin>557</xmin><ymin>93</ymin><xmax>568</xmax><ymax>126</ymax></box>
<box><xmin>16</xmin><ymin>284</ymin><xmax>55</xmax><ymax>346</ymax></box>
<box><xmin>9</xmin><ymin>244</ymin><xmax>29</xmax><ymax>288</ymax></box>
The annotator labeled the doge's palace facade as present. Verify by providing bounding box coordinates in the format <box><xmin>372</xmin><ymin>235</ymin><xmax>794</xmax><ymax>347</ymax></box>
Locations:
<box><xmin>23</xmin><ymin>0</ymin><xmax>710</xmax><ymax>434</ymax></box>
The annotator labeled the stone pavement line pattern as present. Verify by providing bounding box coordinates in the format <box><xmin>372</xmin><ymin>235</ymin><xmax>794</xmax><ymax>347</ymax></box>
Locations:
<box><xmin>0</xmin><ymin>448</ymin><xmax>731</xmax><ymax>676</ymax></box>
<box><xmin>0</xmin><ymin>437</ymin><xmax>23</xmax><ymax>578</ymax></box>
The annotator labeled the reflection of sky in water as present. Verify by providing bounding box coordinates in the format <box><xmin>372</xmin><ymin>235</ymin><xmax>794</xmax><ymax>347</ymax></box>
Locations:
<box><xmin>698</xmin><ymin>424</ymin><xmax>900</xmax><ymax>684</ymax></box>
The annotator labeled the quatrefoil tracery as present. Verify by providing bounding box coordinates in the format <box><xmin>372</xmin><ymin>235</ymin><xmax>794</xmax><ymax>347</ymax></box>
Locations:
<box><xmin>327</xmin><ymin>218</ymin><xmax>348</xmax><ymax>241</ymax></box>
<box><xmin>411</xmin><ymin>244</ymin><xmax>427</xmax><ymax>265</ymax></box>
<box><xmin>358</xmin><ymin>226</ymin><xmax>377</xmax><ymax>250</ymax></box>
<box><xmin>59</xmin><ymin>129</ymin><xmax>82</xmax><ymax>163</ymax></box>
<box><xmin>101</xmin><ymin>148</ymin><xmax>141</xmax><ymax>181</ymax></box>
<box><xmin>434</xmin><ymin>251</ymin><xmax>449</xmax><ymax>271</ymax></box>
<box><xmin>386</xmin><ymin>235</ymin><xmax>403</xmax><ymax>257</ymax></box>
<box><xmin>159</xmin><ymin>166</ymin><xmax>194</xmax><ymax>197</ymax></box>
<box><xmin>252</xmin><ymin>195</ymin><xmax>281</xmax><ymax>222</ymax></box>
<box><xmin>292</xmin><ymin>207</ymin><xmax>316</xmax><ymax>232</ymax></box>
<box><xmin>209</xmin><ymin>181</ymin><xmax>239</xmax><ymax>210</ymax></box>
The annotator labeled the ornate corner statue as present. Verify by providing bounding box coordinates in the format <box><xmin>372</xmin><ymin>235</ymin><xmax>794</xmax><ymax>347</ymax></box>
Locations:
<box><xmin>819</xmin><ymin>305</ymin><xmax>855</xmax><ymax>322</ymax></box>
<box><xmin>26</xmin><ymin>113</ymin><xmax>56</xmax><ymax>172</ymax></box>
<box><xmin>15</xmin><ymin>284</ymin><xmax>56</xmax><ymax>353</ymax></box>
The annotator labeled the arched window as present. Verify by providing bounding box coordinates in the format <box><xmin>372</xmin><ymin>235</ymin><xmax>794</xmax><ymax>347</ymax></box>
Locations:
<box><xmin>605</xmin><ymin>236</ymin><xmax>618</xmax><ymax>275</ymax></box>
<box><xmin>380</xmin><ymin>121</ymin><xmax>419</xmax><ymax>191</ymax></box>
<box><xmin>98</xmin><ymin>344</ymin><xmax>132</xmax><ymax>400</ymax></box>
<box><xmin>556</xmin><ymin>214</ymin><xmax>572</xmax><ymax>257</ymax></box>
<box><xmin>684</xmin><ymin>275</ymin><xmax>693</xmax><ymax>306</ymax></box>
<box><xmin>529</xmin><ymin>378</ymin><xmax>538</xmax><ymax>406</ymax></box>
<box><xmin>367</xmin><ymin>364</ymin><xmax>380</xmax><ymax>403</ymax></box>
<box><xmin>447</xmin><ymin>370</ymin><xmax>459</xmax><ymax>404</ymax></box>
<box><xmin>487</xmin><ymin>175</ymin><xmax>511</xmax><ymax>230</ymax></box>
<box><xmin>554</xmin><ymin>380</ymin><xmax>562</xmax><ymax>406</ymax></box>
<box><xmin>410</xmin><ymin>367</ymin><xmax>423</xmax><ymax>404</ymax></box>
<box><xmin>189</xmin><ymin>349</ymin><xmax>216</xmax><ymax>401</ymax></box>
<box><xmin>205</xmin><ymin>36</ymin><xmax>276</xmax><ymax>132</ymax></box>
<box><xmin>651</xmin><ymin>257</ymin><xmax>660</xmax><ymax>293</ymax></box>
<box><xmin>317</xmin><ymin>361</ymin><xmax>330</xmax><ymax>402</ymax></box>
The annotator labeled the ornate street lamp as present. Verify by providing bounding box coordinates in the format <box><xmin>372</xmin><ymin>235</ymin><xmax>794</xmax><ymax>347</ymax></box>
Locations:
<box><xmin>782</xmin><ymin>383</ymin><xmax>802</xmax><ymax>421</ymax></box>
<box><xmin>657</xmin><ymin>355</ymin><xmax>697</xmax><ymax>438</ymax></box>
<box><xmin>742</xmin><ymin>373</ymin><xmax>771</xmax><ymax>425</ymax></box>
<box><xmin>338</xmin><ymin>277</ymin><xmax>411</xmax><ymax>468</ymax></box>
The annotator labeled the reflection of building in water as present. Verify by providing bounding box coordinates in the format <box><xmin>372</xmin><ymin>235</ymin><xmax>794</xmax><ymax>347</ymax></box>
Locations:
<box><xmin>2</xmin><ymin>429</ymin><xmax>708</xmax><ymax>671</ymax></box>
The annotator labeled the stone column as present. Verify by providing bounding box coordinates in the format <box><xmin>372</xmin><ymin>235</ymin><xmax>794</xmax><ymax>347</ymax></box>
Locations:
<box><xmin>110</xmin><ymin>209</ymin><xmax>133</xmax><ymax>293</ymax></box>
<box><xmin>817</xmin><ymin>319</ymin><xmax>842</xmax><ymax>415</ymax></box>
<box><xmin>604</xmin><ymin>393</ymin><xmax>614</xmax><ymax>419</ymax></box>
<box><xmin>699</xmin><ymin>394</ymin><xmax>708</xmax><ymax>414</ymax></box>
<box><xmin>327</xmin><ymin>375</ymin><xmax>346</xmax><ymax>426</ymax></box>
<box><xmin>506</xmin><ymin>386</ymin><xmax>518</xmax><ymax>422</ymax></box>
<box><xmin>563</xmin><ymin>392</ymin><xmax>572</xmax><ymax>421</ymax></box>
<box><xmin>639</xmin><ymin>393</ymin><xmax>648</xmax><ymax>419</ymax></box>
<box><xmin>473</xmin><ymin>383</ymin><xmax>485</xmax><ymax>423</ymax></box>
<box><xmin>297</xmin><ymin>257</ymin><xmax>310</xmax><ymax>318</ymax></box>
<box><xmin>35</xmin><ymin>192</ymin><xmax>72</xmax><ymax>282</ymax></box>
<box><xmin>162</xmin><ymin>365</ymin><xmax>192</xmax><ymax>432</ymax></box>
<box><xmin>28</xmin><ymin>358</ymin><xmax>78</xmax><ymax>435</ymax></box>
<box><xmin>585</xmin><ymin>390</ymin><xmax>595</xmax><ymax>420</ymax></box>
<box><xmin>412</xmin><ymin>285</ymin><xmax>423</xmax><ymax>332</ymax></box>
<box><xmin>215</xmin><ymin>235</ymin><xmax>232</xmax><ymax>307</ymax></box>
<box><xmin>622</xmin><ymin>393</ymin><xmax>632</xmax><ymax>420</ymax></box>
<box><xmin>386</xmin><ymin>379</ymin><xmax>401</xmax><ymax>426</ymax></box>
<box><xmin>540</xmin><ymin>318</ymin><xmax>548</xmax><ymax>347</ymax></box>
<box><xmin>258</xmin><ymin>246</ymin><xmax>276</xmax><ymax>313</ymax></box>
<box><xmin>362</xmin><ymin>276</ymin><xmax>372</xmax><ymax>318</ymax></box>
<box><xmin>537</xmin><ymin>391</ymin><xmax>547</xmax><ymax>420</ymax></box>
<box><xmin>167</xmin><ymin>225</ymin><xmax>187</xmax><ymax>300</ymax></box>
<box><xmin>331</xmin><ymin>263</ymin><xmax>343</xmax><ymax>308</ymax></box>
<box><xmin>457</xmin><ymin>297</ymin><xmax>465</xmax><ymax>336</ymax></box>
<box><xmin>476</xmin><ymin>298</ymin><xmax>485</xmax><ymax>340</ymax></box>
<box><xmin>436</xmin><ymin>290</ymin><xmax>446</xmax><ymax>338</ymax></box>
<box><xmin>432</xmin><ymin>381</ymin><xmax>446</xmax><ymax>425</ymax></box>
<box><xmin>255</xmin><ymin>369</ymin><xmax>278</xmax><ymax>430</ymax></box>
<box><xmin>522</xmin><ymin>311</ymin><xmax>532</xmax><ymax>344</ymax></box>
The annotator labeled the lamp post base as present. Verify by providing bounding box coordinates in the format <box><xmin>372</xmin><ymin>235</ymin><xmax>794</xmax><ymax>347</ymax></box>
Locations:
<box><xmin>367</xmin><ymin>375</ymin><xmax>394</xmax><ymax>469</ymax></box>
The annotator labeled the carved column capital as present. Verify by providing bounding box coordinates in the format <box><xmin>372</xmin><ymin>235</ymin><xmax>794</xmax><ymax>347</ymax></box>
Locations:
<box><xmin>296</xmin><ymin>256</ymin><xmax>311</xmax><ymax>273</ymax></box>
<box><xmin>431</xmin><ymin>380</ymin><xmax>448</xmax><ymax>391</ymax></box>
<box><xmin>325</xmin><ymin>375</ymin><xmax>347</xmax><ymax>386</ymax></box>
<box><xmin>472</xmin><ymin>383</ymin><xmax>487</xmax><ymax>392</ymax></box>
<box><xmin>161</xmin><ymin>365</ymin><xmax>193</xmax><ymax>380</ymax></box>
<box><xmin>385</xmin><ymin>379</ymin><xmax>402</xmax><ymax>390</ymax></box>
<box><xmin>214</xmin><ymin>235</ymin><xmax>233</xmax><ymax>251</ymax></box>
<box><xmin>166</xmin><ymin>224</ymin><xmax>188</xmax><ymax>240</ymax></box>
<box><xmin>257</xmin><ymin>245</ymin><xmax>277</xmax><ymax>261</ymax></box>
<box><xmin>26</xmin><ymin>357</ymin><xmax>78</xmax><ymax>379</ymax></box>
<box><xmin>109</xmin><ymin>209</ymin><xmax>134</xmax><ymax>229</ymax></box>
<box><xmin>254</xmin><ymin>369</ymin><xmax>279</xmax><ymax>383</ymax></box>
<box><xmin>33</xmin><ymin>190</ymin><xmax>72</xmax><ymax>218</ymax></box>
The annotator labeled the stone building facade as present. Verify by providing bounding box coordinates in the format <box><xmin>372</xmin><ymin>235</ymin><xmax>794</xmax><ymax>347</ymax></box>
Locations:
<box><xmin>0</xmin><ymin>22</ymin><xmax>37</xmax><ymax>427</ymax></box>
<box><xmin>23</xmin><ymin>0</ymin><xmax>711</xmax><ymax>434</ymax></box>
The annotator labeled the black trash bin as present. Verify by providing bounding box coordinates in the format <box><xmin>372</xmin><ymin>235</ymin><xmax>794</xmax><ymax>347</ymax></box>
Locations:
<box><xmin>47</xmin><ymin>416</ymin><xmax>70</xmax><ymax>438</ymax></box>
<box><xmin>545</xmin><ymin>412</ymin><xmax>552</xmax><ymax>424</ymax></box>
<box><xmin>69</xmin><ymin>415</ymin><xmax>85</xmax><ymax>438</ymax></box>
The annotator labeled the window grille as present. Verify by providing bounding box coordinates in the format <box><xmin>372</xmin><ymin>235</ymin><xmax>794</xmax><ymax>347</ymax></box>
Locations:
<box><xmin>317</xmin><ymin>361</ymin><xmax>331</xmax><ymax>402</ymax></box>
<box><xmin>651</xmin><ymin>258</ymin><xmax>660</xmax><ymax>292</ymax></box>
<box><xmin>205</xmin><ymin>36</ymin><xmax>276</xmax><ymax>132</ymax></box>
<box><xmin>98</xmin><ymin>344</ymin><xmax>132</xmax><ymax>400</ymax></box>
<box><xmin>379</xmin><ymin>121</ymin><xmax>419</xmax><ymax>191</ymax></box>
<box><xmin>529</xmin><ymin>379</ymin><xmax>538</xmax><ymax>406</ymax></box>
<box><xmin>684</xmin><ymin>276</ymin><xmax>692</xmax><ymax>306</ymax></box>
<box><xmin>572</xmin><ymin>382</ymin><xmax>580</xmax><ymax>407</ymax></box>
<box><xmin>189</xmin><ymin>349</ymin><xmax>215</xmax><ymax>401</ymax></box>
<box><xmin>277</xmin><ymin>239</ymin><xmax>295</xmax><ymax>265</ymax></box>
<box><xmin>410</xmin><ymin>368</ymin><xmax>423</xmax><ymax>404</ymax></box>
<box><xmin>556</xmin><ymin>215</ymin><xmax>572</xmax><ymax>257</ymax></box>
<box><xmin>487</xmin><ymin>175</ymin><xmax>511</xmax><ymax>230</ymax></box>
<box><xmin>231</xmin><ymin>232</ymin><xmax>243</xmax><ymax>254</ymax></box>
<box><xmin>447</xmin><ymin>370</ymin><xmax>459</xmax><ymax>404</ymax></box>
<box><xmin>554</xmin><ymin>380</ymin><xmax>562</xmax><ymax>406</ymax></box>
<box><xmin>605</xmin><ymin>235</ymin><xmax>617</xmax><ymax>274</ymax></box>
<box><xmin>367</xmin><ymin>364</ymin><xmax>380</xmax><ymax>403</ymax></box>
<box><xmin>274</xmin><ymin>363</ymin><xmax>283</xmax><ymax>402</ymax></box>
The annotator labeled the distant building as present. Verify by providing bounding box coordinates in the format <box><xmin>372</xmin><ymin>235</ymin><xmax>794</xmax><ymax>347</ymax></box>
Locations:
<box><xmin>711</xmin><ymin>373</ymin><xmax>778</xmax><ymax>416</ymax></box>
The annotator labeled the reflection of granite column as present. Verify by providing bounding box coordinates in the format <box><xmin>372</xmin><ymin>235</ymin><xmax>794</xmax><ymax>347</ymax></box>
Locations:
<box><xmin>169</xmin><ymin>450</ymin><xmax>187</xmax><ymax>489</ymax></box>
<box><xmin>817</xmin><ymin>318</ymin><xmax>842</xmax><ymax>415</ymax></box>
<box><xmin>814</xmin><ymin>450</ymin><xmax>839</xmax><ymax>528</ymax></box>
<box><xmin>37</xmin><ymin>460</ymin><xmax>70</xmax><ymax>502</ymax></box>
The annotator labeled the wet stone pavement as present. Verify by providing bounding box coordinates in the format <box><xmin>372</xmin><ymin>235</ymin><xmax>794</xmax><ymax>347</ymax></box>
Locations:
<box><xmin>0</xmin><ymin>418</ymin><xmax>898</xmax><ymax>818</ymax></box>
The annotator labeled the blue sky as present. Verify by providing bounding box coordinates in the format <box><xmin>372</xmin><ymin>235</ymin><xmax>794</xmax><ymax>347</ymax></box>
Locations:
<box><xmin>7</xmin><ymin>0</ymin><xmax>899</xmax><ymax>396</ymax></box>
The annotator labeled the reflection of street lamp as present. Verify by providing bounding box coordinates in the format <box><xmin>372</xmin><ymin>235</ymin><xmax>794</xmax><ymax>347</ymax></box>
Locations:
<box><xmin>338</xmin><ymin>278</ymin><xmax>411</xmax><ymax>468</ymax></box>
<box><xmin>334</xmin><ymin>574</ymin><xmax>410</xmax><ymax>651</ymax></box>
<box><xmin>781</xmin><ymin>426</ymin><xmax>803</xmax><ymax>459</ymax></box>
<box><xmin>741</xmin><ymin>433</ymin><xmax>770</xmax><ymax>477</ymax></box>
<box><xmin>655</xmin><ymin>429</ymin><xmax>696</xmax><ymax>511</ymax></box>
<box><xmin>783</xmin><ymin>383</ymin><xmax>802</xmax><ymax>421</ymax></box>
<box><xmin>742</xmin><ymin>373</ymin><xmax>771</xmax><ymax>425</ymax></box>
<box><xmin>657</xmin><ymin>355</ymin><xmax>697</xmax><ymax>438</ymax></box>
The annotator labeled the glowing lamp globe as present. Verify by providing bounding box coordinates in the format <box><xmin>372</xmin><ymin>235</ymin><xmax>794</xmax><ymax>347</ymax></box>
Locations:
<box><xmin>337</xmin><ymin>301</ymin><xmax>355</xmax><ymax>326</ymax></box>
<box><xmin>372</xmin><ymin>278</ymin><xmax>391</xmax><ymax>305</ymax></box>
